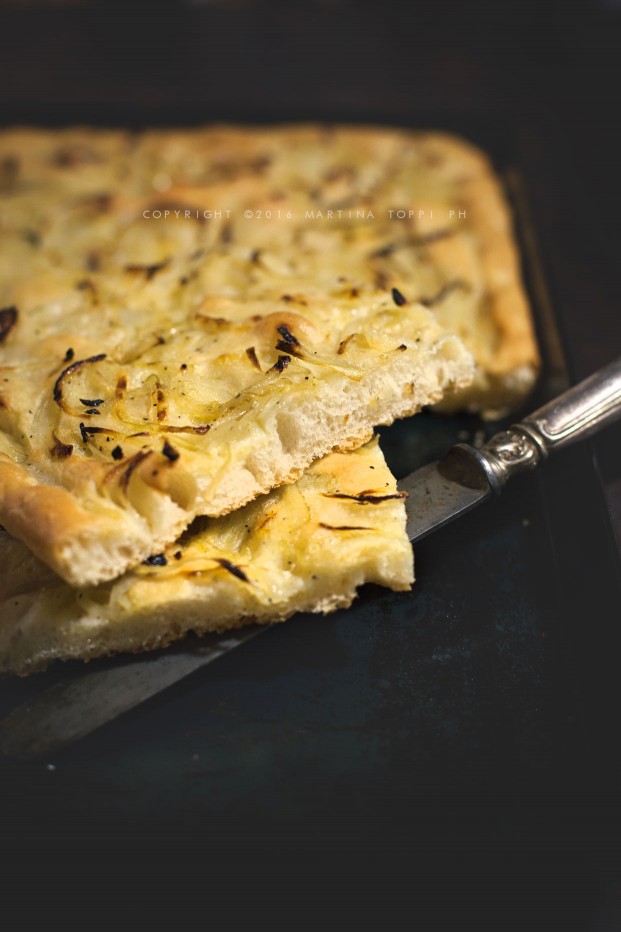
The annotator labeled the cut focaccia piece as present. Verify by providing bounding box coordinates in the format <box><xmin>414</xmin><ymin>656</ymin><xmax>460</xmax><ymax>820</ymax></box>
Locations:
<box><xmin>0</xmin><ymin>439</ymin><xmax>413</xmax><ymax>676</ymax></box>
<box><xmin>0</xmin><ymin>284</ymin><xmax>472</xmax><ymax>587</ymax></box>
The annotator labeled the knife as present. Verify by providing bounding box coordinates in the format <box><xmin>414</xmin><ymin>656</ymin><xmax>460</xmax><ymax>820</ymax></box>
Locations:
<box><xmin>1</xmin><ymin>356</ymin><xmax>620</xmax><ymax>760</ymax></box>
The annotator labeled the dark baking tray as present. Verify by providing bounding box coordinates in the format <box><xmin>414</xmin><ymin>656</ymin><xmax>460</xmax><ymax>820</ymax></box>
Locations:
<box><xmin>1</xmin><ymin>117</ymin><xmax>620</xmax><ymax>911</ymax></box>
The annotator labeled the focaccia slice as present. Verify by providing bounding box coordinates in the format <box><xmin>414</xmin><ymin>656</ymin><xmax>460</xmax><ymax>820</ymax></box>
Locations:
<box><xmin>0</xmin><ymin>288</ymin><xmax>470</xmax><ymax>587</ymax></box>
<box><xmin>0</xmin><ymin>439</ymin><xmax>413</xmax><ymax>676</ymax></box>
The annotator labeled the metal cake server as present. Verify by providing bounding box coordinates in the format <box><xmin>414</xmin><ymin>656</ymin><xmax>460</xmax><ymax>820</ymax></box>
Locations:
<box><xmin>1</xmin><ymin>355</ymin><xmax>620</xmax><ymax>760</ymax></box>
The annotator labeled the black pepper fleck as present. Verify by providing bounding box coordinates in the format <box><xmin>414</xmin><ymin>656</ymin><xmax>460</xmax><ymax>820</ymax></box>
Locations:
<box><xmin>391</xmin><ymin>287</ymin><xmax>407</xmax><ymax>307</ymax></box>
<box><xmin>143</xmin><ymin>553</ymin><xmax>168</xmax><ymax>566</ymax></box>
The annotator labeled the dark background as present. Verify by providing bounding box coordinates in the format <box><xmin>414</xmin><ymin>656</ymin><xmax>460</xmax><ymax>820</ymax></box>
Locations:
<box><xmin>1</xmin><ymin>0</ymin><xmax>621</xmax><ymax>923</ymax></box>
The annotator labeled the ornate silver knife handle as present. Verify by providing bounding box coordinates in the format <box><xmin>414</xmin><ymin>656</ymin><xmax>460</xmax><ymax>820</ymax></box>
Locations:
<box><xmin>453</xmin><ymin>356</ymin><xmax>621</xmax><ymax>494</ymax></box>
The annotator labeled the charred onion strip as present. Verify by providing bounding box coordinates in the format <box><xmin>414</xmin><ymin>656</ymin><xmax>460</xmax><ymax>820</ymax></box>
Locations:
<box><xmin>318</xmin><ymin>523</ymin><xmax>372</xmax><ymax>531</ymax></box>
<box><xmin>79</xmin><ymin>424</ymin><xmax>123</xmax><ymax>441</ymax></box>
<box><xmin>275</xmin><ymin>324</ymin><xmax>302</xmax><ymax>358</ymax></box>
<box><xmin>82</xmin><ymin>422</ymin><xmax>209</xmax><ymax>441</ymax></box>
<box><xmin>166</xmin><ymin>424</ymin><xmax>210</xmax><ymax>435</ymax></box>
<box><xmin>53</xmin><ymin>353</ymin><xmax>107</xmax><ymax>410</ymax></box>
<box><xmin>245</xmin><ymin>346</ymin><xmax>262</xmax><ymax>371</ymax></box>
<box><xmin>323</xmin><ymin>491</ymin><xmax>407</xmax><ymax>504</ymax></box>
<box><xmin>337</xmin><ymin>334</ymin><xmax>355</xmax><ymax>355</ymax></box>
<box><xmin>276</xmin><ymin>325</ymin><xmax>301</xmax><ymax>347</ymax></box>
<box><xmin>119</xmin><ymin>450</ymin><xmax>152</xmax><ymax>492</ymax></box>
<box><xmin>275</xmin><ymin>339</ymin><xmax>303</xmax><ymax>359</ymax></box>
<box><xmin>273</xmin><ymin>337</ymin><xmax>365</xmax><ymax>379</ymax></box>
<box><xmin>270</xmin><ymin>355</ymin><xmax>290</xmax><ymax>373</ymax></box>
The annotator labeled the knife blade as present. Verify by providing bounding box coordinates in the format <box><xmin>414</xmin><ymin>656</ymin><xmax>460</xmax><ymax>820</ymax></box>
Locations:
<box><xmin>0</xmin><ymin>627</ymin><xmax>263</xmax><ymax>760</ymax></box>
<box><xmin>1</xmin><ymin>355</ymin><xmax>620</xmax><ymax>760</ymax></box>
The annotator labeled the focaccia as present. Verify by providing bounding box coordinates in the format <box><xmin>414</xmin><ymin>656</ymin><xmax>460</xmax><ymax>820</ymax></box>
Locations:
<box><xmin>0</xmin><ymin>126</ymin><xmax>477</xmax><ymax>587</ymax></box>
<box><xmin>0</xmin><ymin>439</ymin><xmax>413</xmax><ymax>676</ymax></box>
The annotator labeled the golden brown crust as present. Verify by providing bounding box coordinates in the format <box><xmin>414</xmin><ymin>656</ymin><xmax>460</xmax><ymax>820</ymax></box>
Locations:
<box><xmin>419</xmin><ymin>137</ymin><xmax>538</xmax><ymax>414</ymax></box>
<box><xmin>0</xmin><ymin>457</ymin><xmax>94</xmax><ymax>550</ymax></box>
<box><xmin>0</xmin><ymin>452</ymin><xmax>191</xmax><ymax>587</ymax></box>
<box><xmin>419</xmin><ymin>136</ymin><xmax>538</xmax><ymax>371</ymax></box>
